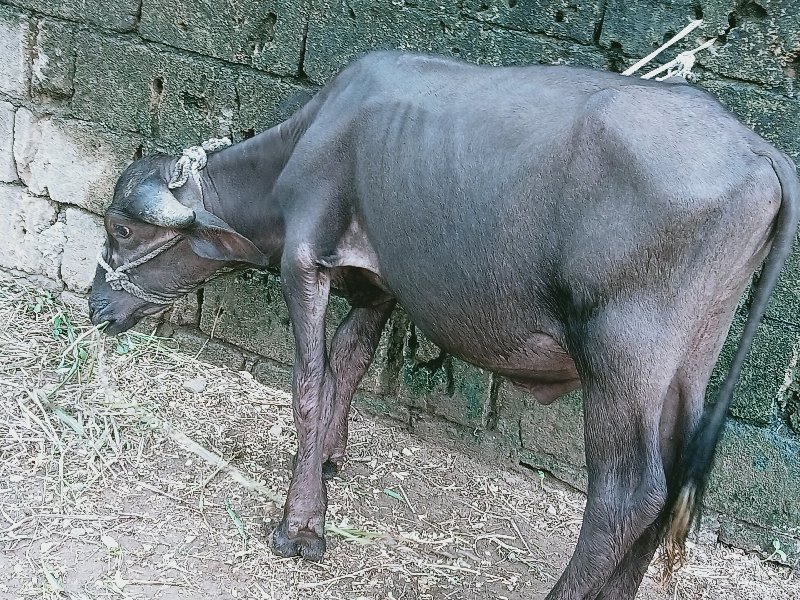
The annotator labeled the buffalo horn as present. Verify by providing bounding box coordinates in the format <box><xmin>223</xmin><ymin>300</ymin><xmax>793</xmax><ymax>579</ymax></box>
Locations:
<box><xmin>136</xmin><ymin>187</ymin><xmax>197</xmax><ymax>228</ymax></box>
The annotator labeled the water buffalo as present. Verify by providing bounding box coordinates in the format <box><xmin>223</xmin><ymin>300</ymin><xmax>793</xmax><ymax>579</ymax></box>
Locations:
<box><xmin>88</xmin><ymin>51</ymin><xmax>799</xmax><ymax>599</ymax></box>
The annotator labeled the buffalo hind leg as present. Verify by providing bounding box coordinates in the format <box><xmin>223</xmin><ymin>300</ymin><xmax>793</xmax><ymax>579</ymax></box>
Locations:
<box><xmin>290</xmin><ymin>300</ymin><xmax>396</xmax><ymax>479</ymax></box>
<box><xmin>322</xmin><ymin>301</ymin><xmax>395</xmax><ymax>477</ymax></box>
<box><xmin>546</xmin><ymin>311</ymin><xmax>680</xmax><ymax>600</ymax></box>
<box><xmin>594</xmin><ymin>372</ymin><xmax>707</xmax><ymax>599</ymax></box>
<box><xmin>592</xmin><ymin>289</ymin><xmax>747</xmax><ymax>598</ymax></box>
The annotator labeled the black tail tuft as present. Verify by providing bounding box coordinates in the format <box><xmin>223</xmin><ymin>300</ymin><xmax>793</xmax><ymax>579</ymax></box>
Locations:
<box><xmin>661</xmin><ymin>418</ymin><xmax>722</xmax><ymax>576</ymax></box>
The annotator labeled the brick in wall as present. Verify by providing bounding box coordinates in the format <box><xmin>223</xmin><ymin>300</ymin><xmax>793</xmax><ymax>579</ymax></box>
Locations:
<box><xmin>766</xmin><ymin>234</ymin><xmax>800</xmax><ymax>328</ymax></box>
<box><xmin>0</xmin><ymin>183</ymin><xmax>65</xmax><ymax>280</ymax></box>
<box><xmin>199</xmin><ymin>272</ymin><xmax>350</xmax><ymax>366</ymax></box>
<box><xmin>708</xmin><ymin>421</ymin><xmax>800</xmax><ymax>535</ymax></box>
<box><xmin>234</xmin><ymin>70</ymin><xmax>314</xmax><ymax>136</ymax></box>
<box><xmin>701</xmin><ymin>0</ymin><xmax>800</xmax><ymax>95</ymax></box>
<box><xmin>463</xmin><ymin>0</ymin><xmax>604</xmax><ymax>45</ymax></box>
<box><xmin>599</xmin><ymin>0</ymin><xmax>707</xmax><ymax>58</ymax></box>
<box><xmin>304</xmin><ymin>0</ymin><xmax>607</xmax><ymax>85</ymax></box>
<box><xmin>139</xmin><ymin>0</ymin><xmax>307</xmax><ymax>76</ymax></box>
<box><xmin>62</xmin><ymin>207</ymin><xmax>105</xmax><ymax>293</ymax></box>
<box><xmin>2</xmin><ymin>0</ymin><xmax>141</xmax><ymax>32</ymax></box>
<box><xmin>708</xmin><ymin>313</ymin><xmax>797</xmax><ymax>426</ymax></box>
<box><xmin>600</xmin><ymin>0</ymin><xmax>799</xmax><ymax>95</ymax></box>
<box><xmin>32</xmin><ymin>18</ymin><xmax>76</xmax><ymax>100</ymax></box>
<box><xmin>13</xmin><ymin>108</ymin><xmax>141</xmax><ymax>213</ymax></box>
<box><xmin>73</xmin><ymin>32</ymin><xmax>298</xmax><ymax>147</ymax></box>
<box><xmin>0</xmin><ymin>5</ymin><xmax>30</xmax><ymax>100</ymax></box>
<box><xmin>72</xmin><ymin>33</ymin><xmax>158</xmax><ymax>136</ymax></box>
<box><xmin>699</xmin><ymin>78</ymin><xmax>800</xmax><ymax>161</ymax></box>
<box><xmin>304</xmin><ymin>0</ymin><xmax>460</xmax><ymax>84</ymax></box>
<box><xmin>0</xmin><ymin>101</ymin><xmax>17</xmax><ymax>183</ymax></box>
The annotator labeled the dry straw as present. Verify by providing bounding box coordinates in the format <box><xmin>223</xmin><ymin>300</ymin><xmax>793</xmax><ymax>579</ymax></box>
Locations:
<box><xmin>1</xmin><ymin>274</ymin><xmax>796</xmax><ymax>598</ymax></box>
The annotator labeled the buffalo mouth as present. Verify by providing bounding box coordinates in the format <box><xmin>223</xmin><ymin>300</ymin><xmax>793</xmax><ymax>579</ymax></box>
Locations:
<box><xmin>89</xmin><ymin>301</ymin><xmax>170</xmax><ymax>336</ymax></box>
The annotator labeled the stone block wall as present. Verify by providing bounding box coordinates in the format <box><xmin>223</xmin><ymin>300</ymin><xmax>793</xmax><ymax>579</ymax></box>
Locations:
<box><xmin>1</xmin><ymin>0</ymin><xmax>799</xmax><ymax>561</ymax></box>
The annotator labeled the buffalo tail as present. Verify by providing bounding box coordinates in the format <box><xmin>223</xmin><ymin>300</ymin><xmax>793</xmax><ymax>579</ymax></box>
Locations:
<box><xmin>661</xmin><ymin>151</ymin><xmax>800</xmax><ymax>577</ymax></box>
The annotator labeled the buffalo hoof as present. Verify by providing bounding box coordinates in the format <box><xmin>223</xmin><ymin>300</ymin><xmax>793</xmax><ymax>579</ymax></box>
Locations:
<box><xmin>271</xmin><ymin>521</ymin><xmax>326</xmax><ymax>561</ymax></box>
<box><xmin>290</xmin><ymin>453</ymin><xmax>343</xmax><ymax>481</ymax></box>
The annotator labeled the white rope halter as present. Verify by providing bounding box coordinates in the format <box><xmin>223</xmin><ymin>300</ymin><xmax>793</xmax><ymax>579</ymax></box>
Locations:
<box><xmin>96</xmin><ymin>236</ymin><xmax>183</xmax><ymax>304</ymax></box>
<box><xmin>167</xmin><ymin>137</ymin><xmax>232</xmax><ymax>189</ymax></box>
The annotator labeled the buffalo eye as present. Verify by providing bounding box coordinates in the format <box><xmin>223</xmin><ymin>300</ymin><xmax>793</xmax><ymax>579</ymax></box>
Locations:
<box><xmin>113</xmin><ymin>224</ymin><xmax>132</xmax><ymax>239</ymax></box>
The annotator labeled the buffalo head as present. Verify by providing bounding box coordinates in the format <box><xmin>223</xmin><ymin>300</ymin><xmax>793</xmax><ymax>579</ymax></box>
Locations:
<box><xmin>89</xmin><ymin>152</ymin><xmax>269</xmax><ymax>335</ymax></box>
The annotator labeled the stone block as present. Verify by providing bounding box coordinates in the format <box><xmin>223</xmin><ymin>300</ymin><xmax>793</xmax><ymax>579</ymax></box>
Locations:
<box><xmin>355</xmin><ymin>391</ymin><xmax>412</xmax><ymax>424</ymax></box>
<box><xmin>199</xmin><ymin>270</ymin><xmax>350</xmax><ymax>365</ymax></box>
<box><xmin>0</xmin><ymin>183</ymin><xmax>66</xmax><ymax>280</ymax></box>
<box><xmin>409</xmin><ymin>409</ymin><xmax>517</xmax><ymax>463</ymax></box>
<box><xmin>599</xmin><ymin>0</ymin><xmax>709</xmax><ymax>58</ymax></box>
<box><xmin>707</xmin><ymin>311</ymin><xmax>795</xmax><ymax>426</ymax></box>
<box><xmin>0</xmin><ymin>5</ymin><xmax>30</xmax><ymax>99</ymax></box>
<box><xmin>359</xmin><ymin>310</ymin><xmax>407</xmax><ymax>396</ymax></box>
<box><xmin>0</xmin><ymin>102</ymin><xmax>17</xmax><ymax>182</ymax></box>
<box><xmin>13</xmin><ymin>109</ymin><xmax>141</xmax><ymax>213</ymax></box>
<box><xmin>464</xmin><ymin>0</ymin><xmax>604</xmax><ymax>45</ymax></box>
<box><xmin>3</xmin><ymin>0</ymin><xmax>140</xmax><ymax>32</ymax></box>
<box><xmin>304</xmin><ymin>0</ymin><xmax>452</xmax><ymax>84</ymax></box>
<box><xmin>702</xmin><ymin>23</ymin><xmax>790</xmax><ymax>93</ymax></box>
<box><xmin>61</xmin><ymin>208</ymin><xmax>105</xmax><ymax>293</ymax></box>
<box><xmin>717</xmin><ymin>517</ymin><xmax>799</xmax><ymax>564</ymax></box>
<box><xmin>72</xmin><ymin>33</ymin><xmax>157</xmax><ymax>135</ymax></box>
<box><xmin>425</xmin><ymin>360</ymin><xmax>494</xmax><ymax>429</ymax></box>
<box><xmin>452</xmin><ymin>21</ymin><xmax>608</xmax><ymax>69</ymax></box>
<box><xmin>60</xmin><ymin>290</ymin><xmax>90</xmax><ymax>316</ymax></box>
<box><xmin>252</xmin><ymin>358</ymin><xmax>293</xmax><ymax>391</ymax></box>
<box><xmin>169</xmin><ymin>292</ymin><xmax>201</xmax><ymax>327</ymax></box>
<box><xmin>518</xmin><ymin>388</ymin><xmax>587</xmax><ymax>491</ymax></box>
<box><xmin>305</xmin><ymin>1</ymin><xmax>607</xmax><ymax>85</ymax></box>
<box><xmin>234</xmin><ymin>72</ymin><xmax>313</xmax><ymax>137</ymax></box>
<box><xmin>32</xmin><ymin>18</ymin><xmax>76</xmax><ymax>100</ymax></box>
<box><xmin>397</xmin><ymin>323</ymin><xmax>495</xmax><ymax>427</ymax></box>
<box><xmin>139</xmin><ymin>0</ymin><xmax>307</xmax><ymax>76</ymax></box>
<box><xmin>764</xmin><ymin>233</ymin><xmax>800</xmax><ymax>327</ymax></box>
<box><xmin>171</xmin><ymin>329</ymin><xmax>247</xmax><ymax>371</ymax></box>
<box><xmin>200</xmin><ymin>272</ymin><xmax>291</xmax><ymax>362</ymax></box>
<box><xmin>398</xmin><ymin>325</ymin><xmax>447</xmax><ymax>410</ymax></box>
<box><xmin>205</xmin><ymin>283</ymin><xmax>402</xmax><ymax>395</ymax></box>
<box><xmin>73</xmin><ymin>32</ymin><xmax>241</xmax><ymax>146</ymax></box>
<box><xmin>789</xmin><ymin>398</ymin><xmax>800</xmax><ymax>433</ymax></box>
<box><xmin>699</xmin><ymin>78</ymin><xmax>800</xmax><ymax>161</ymax></box>
<box><xmin>151</xmin><ymin>53</ymin><xmax>240</xmax><ymax>146</ymax></box>
<box><xmin>600</xmin><ymin>0</ymin><xmax>798</xmax><ymax>85</ymax></box>
<box><xmin>707</xmin><ymin>420</ymin><xmax>800</xmax><ymax>542</ymax></box>
<box><xmin>699</xmin><ymin>0</ymin><xmax>800</xmax><ymax>94</ymax></box>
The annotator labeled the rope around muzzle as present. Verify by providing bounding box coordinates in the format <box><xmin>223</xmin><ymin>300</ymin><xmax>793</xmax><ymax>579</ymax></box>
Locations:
<box><xmin>96</xmin><ymin>236</ymin><xmax>183</xmax><ymax>304</ymax></box>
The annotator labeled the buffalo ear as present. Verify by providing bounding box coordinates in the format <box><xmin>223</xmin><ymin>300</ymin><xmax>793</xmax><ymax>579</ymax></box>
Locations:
<box><xmin>186</xmin><ymin>210</ymin><xmax>270</xmax><ymax>266</ymax></box>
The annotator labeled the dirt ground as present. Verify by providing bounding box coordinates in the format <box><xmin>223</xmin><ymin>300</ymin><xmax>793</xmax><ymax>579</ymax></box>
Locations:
<box><xmin>0</xmin><ymin>275</ymin><xmax>797</xmax><ymax>600</ymax></box>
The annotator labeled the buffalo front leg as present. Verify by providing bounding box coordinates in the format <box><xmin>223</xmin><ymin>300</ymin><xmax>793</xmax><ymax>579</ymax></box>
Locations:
<box><xmin>270</xmin><ymin>255</ymin><xmax>335</xmax><ymax>561</ymax></box>
<box><xmin>322</xmin><ymin>300</ymin><xmax>396</xmax><ymax>477</ymax></box>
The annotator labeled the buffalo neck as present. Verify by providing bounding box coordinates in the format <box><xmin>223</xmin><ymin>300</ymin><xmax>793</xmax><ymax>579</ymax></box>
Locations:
<box><xmin>199</xmin><ymin>124</ymin><xmax>295</xmax><ymax>267</ymax></box>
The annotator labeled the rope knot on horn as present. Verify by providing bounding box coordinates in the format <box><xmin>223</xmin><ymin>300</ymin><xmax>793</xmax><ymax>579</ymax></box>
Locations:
<box><xmin>168</xmin><ymin>137</ymin><xmax>232</xmax><ymax>189</ymax></box>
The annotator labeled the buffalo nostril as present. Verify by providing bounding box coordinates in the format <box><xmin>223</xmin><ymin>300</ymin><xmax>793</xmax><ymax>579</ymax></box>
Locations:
<box><xmin>88</xmin><ymin>297</ymin><xmax>111</xmax><ymax>323</ymax></box>
<box><xmin>88</xmin><ymin>297</ymin><xmax>109</xmax><ymax>311</ymax></box>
